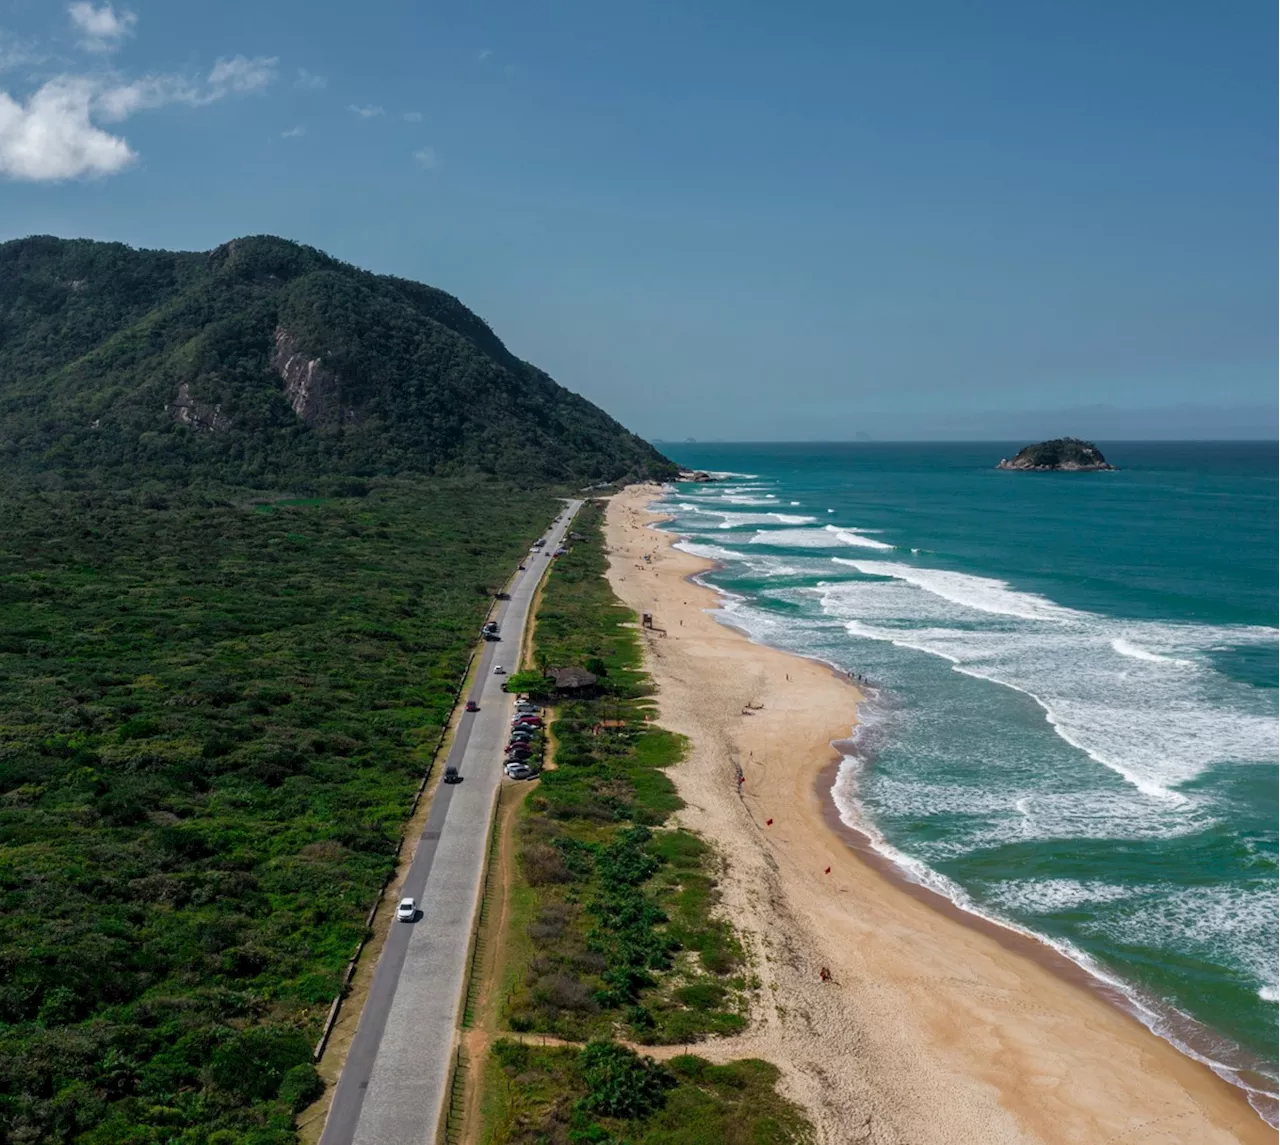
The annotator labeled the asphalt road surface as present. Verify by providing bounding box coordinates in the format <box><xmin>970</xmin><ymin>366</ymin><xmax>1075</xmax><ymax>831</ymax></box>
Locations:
<box><xmin>319</xmin><ymin>500</ymin><xmax>583</xmax><ymax>1145</ymax></box>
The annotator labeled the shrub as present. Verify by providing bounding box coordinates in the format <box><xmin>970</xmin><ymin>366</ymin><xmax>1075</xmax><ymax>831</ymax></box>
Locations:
<box><xmin>521</xmin><ymin>843</ymin><xmax>571</xmax><ymax>886</ymax></box>
<box><xmin>576</xmin><ymin>1041</ymin><xmax>675</xmax><ymax>1120</ymax></box>
<box><xmin>278</xmin><ymin>1063</ymin><xmax>324</xmax><ymax>1112</ymax></box>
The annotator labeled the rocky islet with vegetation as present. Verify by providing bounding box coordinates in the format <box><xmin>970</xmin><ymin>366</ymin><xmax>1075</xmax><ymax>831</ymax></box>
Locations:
<box><xmin>996</xmin><ymin>437</ymin><xmax>1115</xmax><ymax>471</ymax></box>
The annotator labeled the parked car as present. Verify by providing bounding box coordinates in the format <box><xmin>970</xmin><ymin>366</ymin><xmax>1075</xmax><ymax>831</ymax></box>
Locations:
<box><xmin>494</xmin><ymin>665</ymin><xmax>506</xmax><ymax>674</ymax></box>
<box><xmin>465</xmin><ymin>700</ymin><xmax>479</xmax><ymax>712</ymax></box>
<box><xmin>443</xmin><ymin>764</ymin><xmax>461</xmax><ymax>784</ymax></box>
<box><xmin>514</xmin><ymin>717</ymin><xmax>542</xmax><ymax>728</ymax></box>
<box><xmin>505</xmin><ymin>764</ymin><xmax>534</xmax><ymax>780</ymax></box>
<box><xmin>396</xmin><ymin>898</ymin><xmax>416</xmax><ymax>922</ymax></box>
<box><xmin>506</xmin><ymin>747</ymin><xmax>532</xmax><ymax>759</ymax></box>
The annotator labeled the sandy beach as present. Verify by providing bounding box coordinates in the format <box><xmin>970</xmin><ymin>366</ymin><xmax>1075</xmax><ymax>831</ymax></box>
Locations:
<box><xmin>604</xmin><ymin>484</ymin><xmax>1270</xmax><ymax>1145</ymax></box>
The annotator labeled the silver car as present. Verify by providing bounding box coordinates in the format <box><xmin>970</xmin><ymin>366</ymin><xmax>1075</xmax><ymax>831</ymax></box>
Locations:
<box><xmin>396</xmin><ymin>897</ymin><xmax>416</xmax><ymax>922</ymax></box>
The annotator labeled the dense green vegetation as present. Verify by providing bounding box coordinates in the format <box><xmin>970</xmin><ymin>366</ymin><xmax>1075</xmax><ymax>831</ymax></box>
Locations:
<box><xmin>503</xmin><ymin>502</ymin><xmax>747</xmax><ymax>1044</ymax></box>
<box><xmin>0</xmin><ymin>477</ymin><xmax>556</xmax><ymax>1143</ymax></box>
<box><xmin>0</xmin><ymin>235</ymin><xmax>676</xmax><ymax>487</ymax></box>
<box><xmin>483</xmin><ymin>1040</ymin><xmax>812</xmax><ymax>1144</ymax></box>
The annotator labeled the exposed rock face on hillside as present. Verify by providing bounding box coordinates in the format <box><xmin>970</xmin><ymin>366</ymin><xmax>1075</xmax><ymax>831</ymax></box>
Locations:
<box><xmin>0</xmin><ymin>234</ymin><xmax>677</xmax><ymax>485</ymax></box>
<box><xmin>269</xmin><ymin>327</ymin><xmax>357</xmax><ymax>426</ymax></box>
<box><xmin>997</xmin><ymin>438</ymin><xmax>1115</xmax><ymax>471</ymax></box>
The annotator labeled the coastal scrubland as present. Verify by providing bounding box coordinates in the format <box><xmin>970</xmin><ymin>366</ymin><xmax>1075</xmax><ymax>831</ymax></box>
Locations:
<box><xmin>0</xmin><ymin>477</ymin><xmax>554</xmax><ymax>1144</ymax></box>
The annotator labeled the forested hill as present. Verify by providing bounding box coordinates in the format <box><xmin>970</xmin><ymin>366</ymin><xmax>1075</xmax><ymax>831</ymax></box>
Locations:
<box><xmin>0</xmin><ymin>235</ymin><xmax>675</xmax><ymax>486</ymax></box>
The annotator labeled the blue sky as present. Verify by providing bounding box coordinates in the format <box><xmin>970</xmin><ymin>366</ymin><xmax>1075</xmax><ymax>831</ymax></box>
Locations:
<box><xmin>0</xmin><ymin>0</ymin><xmax>1274</xmax><ymax>440</ymax></box>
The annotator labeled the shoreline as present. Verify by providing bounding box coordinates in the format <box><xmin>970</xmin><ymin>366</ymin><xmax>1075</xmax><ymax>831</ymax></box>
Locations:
<box><xmin>604</xmin><ymin>483</ymin><xmax>1271</xmax><ymax>1145</ymax></box>
<box><xmin>694</xmin><ymin>541</ymin><xmax>1279</xmax><ymax>1125</ymax></box>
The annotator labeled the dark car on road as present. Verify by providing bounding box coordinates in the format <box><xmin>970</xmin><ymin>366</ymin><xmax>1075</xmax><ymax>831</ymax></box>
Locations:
<box><xmin>443</xmin><ymin>764</ymin><xmax>461</xmax><ymax>784</ymax></box>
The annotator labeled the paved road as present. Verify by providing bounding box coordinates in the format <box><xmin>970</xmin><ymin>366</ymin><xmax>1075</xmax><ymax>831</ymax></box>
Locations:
<box><xmin>319</xmin><ymin>500</ymin><xmax>583</xmax><ymax>1145</ymax></box>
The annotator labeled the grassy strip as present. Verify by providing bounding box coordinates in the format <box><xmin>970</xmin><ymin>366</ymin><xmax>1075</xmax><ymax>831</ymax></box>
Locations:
<box><xmin>480</xmin><ymin>1040</ymin><xmax>813</xmax><ymax>1145</ymax></box>
<box><xmin>0</xmin><ymin>477</ymin><xmax>555</xmax><ymax>1144</ymax></box>
<box><xmin>503</xmin><ymin>501</ymin><xmax>745</xmax><ymax>1045</ymax></box>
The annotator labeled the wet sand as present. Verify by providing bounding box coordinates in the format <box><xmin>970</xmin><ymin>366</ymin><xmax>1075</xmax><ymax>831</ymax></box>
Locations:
<box><xmin>603</xmin><ymin>483</ymin><xmax>1270</xmax><ymax>1145</ymax></box>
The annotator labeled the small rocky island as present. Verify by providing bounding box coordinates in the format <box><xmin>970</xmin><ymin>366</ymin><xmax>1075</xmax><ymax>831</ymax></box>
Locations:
<box><xmin>997</xmin><ymin>438</ymin><xmax>1115</xmax><ymax>471</ymax></box>
<box><xmin>677</xmin><ymin>469</ymin><xmax>718</xmax><ymax>483</ymax></box>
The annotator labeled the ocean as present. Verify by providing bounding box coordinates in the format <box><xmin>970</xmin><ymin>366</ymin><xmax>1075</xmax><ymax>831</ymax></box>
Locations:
<box><xmin>652</xmin><ymin>441</ymin><xmax>1278</xmax><ymax>1118</ymax></box>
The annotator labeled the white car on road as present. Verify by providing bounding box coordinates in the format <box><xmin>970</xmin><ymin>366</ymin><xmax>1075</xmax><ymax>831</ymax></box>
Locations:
<box><xmin>396</xmin><ymin>898</ymin><xmax>416</xmax><ymax>922</ymax></box>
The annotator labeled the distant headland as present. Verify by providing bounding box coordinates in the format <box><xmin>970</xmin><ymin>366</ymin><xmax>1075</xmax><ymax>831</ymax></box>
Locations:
<box><xmin>997</xmin><ymin>438</ymin><xmax>1115</xmax><ymax>471</ymax></box>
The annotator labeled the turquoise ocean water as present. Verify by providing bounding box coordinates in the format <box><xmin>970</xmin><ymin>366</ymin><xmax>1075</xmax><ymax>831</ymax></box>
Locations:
<box><xmin>654</xmin><ymin>442</ymin><xmax>1277</xmax><ymax>1117</ymax></box>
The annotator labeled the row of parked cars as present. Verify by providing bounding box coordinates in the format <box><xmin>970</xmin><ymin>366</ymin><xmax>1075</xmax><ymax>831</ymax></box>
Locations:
<box><xmin>504</xmin><ymin>700</ymin><xmax>543</xmax><ymax>780</ymax></box>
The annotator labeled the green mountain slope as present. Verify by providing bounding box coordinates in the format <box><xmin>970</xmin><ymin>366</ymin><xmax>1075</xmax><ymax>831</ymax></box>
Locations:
<box><xmin>0</xmin><ymin>235</ymin><xmax>675</xmax><ymax>485</ymax></box>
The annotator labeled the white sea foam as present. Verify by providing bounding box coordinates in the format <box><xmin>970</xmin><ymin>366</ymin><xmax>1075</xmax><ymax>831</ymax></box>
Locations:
<box><xmin>673</xmin><ymin>507</ymin><xmax>817</xmax><ymax>529</ymax></box>
<box><xmin>828</xmin><ymin>529</ymin><xmax>894</xmax><ymax>551</ymax></box>
<box><xmin>982</xmin><ymin>878</ymin><xmax>1145</xmax><ymax>914</ymax></box>
<box><xmin>746</xmin><ymin>526</ymin><xmax>892</xmax><ymax>550</ymax></box>
<box><xmin>1112</xmin><ymin>637</ymin><xmax>1193</xmax><ymax>666</ymax></box>
<box><xmin>719</xmin><ymin>496</ymin><xmax>782</xmax><ymax>507</ymax></box>
<box><xmin>835</xmin><ymin>559</ymin><xmax>1081</xmax><ymax>621</ymax></box>
<box><xmin>673</xmin><ymin>541</ymin><xmax>749</xmax><ymax>562</ymax></box>
<box><xmin>1081</xmin><ymin>884</ymin><xmax>1280</xmax><ymax>1006</ymax></box>
<box><xmin>831</xmin><ymin>755</ymin><xmax>1280</xmax><ymax>1117</ymax></box>
<box><xmin>821</xmin><ymin>566</ymin><xmax>1278</xmax><ymax>799</ymax></box>
<box><xmin>1261</xmin><ymin>985</ymin><xmax>1279</xmax><ymax>1003</ymax></box>
<box><xmin>770</xmin><ymin>513</ymin><xmax>818</xmax><ymax>524</ymax></box>
<box><xmin>747</xmin><ymin>528</ymin><xmax>841</xmax><ymax>548</ymax></box>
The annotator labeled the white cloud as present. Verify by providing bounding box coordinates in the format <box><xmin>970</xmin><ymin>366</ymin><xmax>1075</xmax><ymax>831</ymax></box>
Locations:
<box><xmin>477</xmin><ymin>48</ymin><xmax>492</xmax><ymax>63</ymax></box>
<box><xmin>0</xmin><ymin>76</ymin><xmax>134</xmax><ymax>179</ymax></box>
<box><xmin>281</xmin><ymin>124</ymin><xmax>304</xmax><ymax>138</ymax></box>
<box><xmin>0</xmin><ymin>6</ymin><xmax>278</xmax><ymax>183</ymax></box>
<box><xmin>207</xmin><ymin>55</ymin><xmax>277</xmax><ymax>96</ymax></box>
<box><xmin>90</xmin><ymin>54</ymin><xmax>276</xmax><ymax>122</ymax></box>
<box><xmin>0</xmin><ymin>49</ymin><xmax>277</xmax><ymax>180</ymax></box>
<box><xmin>68</xmin><ymin>2</ymin><xmax>137</xmax><ymax>53</ymax></box>
<box><xmin>0</xmin><ymin>32</ymin><xmax>43</xmax><ymax>74</ymax></box>
<box><xmin>348</xmin><ymin>103</ymin><xmax>384</xmax><ymax>118</ymax></box>
<box><xmin>90</xmin><ymin>56</ymin><xmax>275</xmax><ymax>123</ymax></box>
<box><xmin>412</xmin><ymin>145</ymin><xmax>438</xmax><ymax>169</ymax></box>
<box><xmin>402</xmin><ymin>110</ymin><xmax>422</xmax><ymax>122</ymax></box>
<box><xmin>94</xmin><ymin>74</ymin><xmax>191</xmax><ymax>120</ymax></box>
<box><xmin>294</xmin><ymin>67</ymin><xmax>326</xmax><ymax>90</ymax></box>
